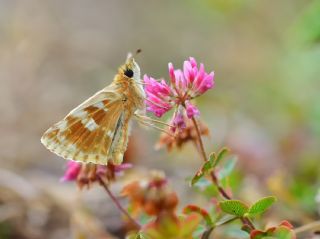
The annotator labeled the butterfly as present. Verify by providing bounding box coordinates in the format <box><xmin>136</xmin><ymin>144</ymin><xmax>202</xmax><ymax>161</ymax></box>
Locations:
<box><xmin>41</xmin><ymin>53</ymin><xmax>147</xmax><ymax>165</ymax></box>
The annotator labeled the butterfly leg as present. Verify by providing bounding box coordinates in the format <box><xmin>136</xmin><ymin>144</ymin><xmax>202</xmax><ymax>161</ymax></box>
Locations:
<box><xmin>134</xmin><ymin>113</ymin><xmax>175</xmax><ymax>138</ymax></box>
<box><xmin>134</xmin><ymin>112</ymin><xmax>173</xmax><ymax>127</ymax></box>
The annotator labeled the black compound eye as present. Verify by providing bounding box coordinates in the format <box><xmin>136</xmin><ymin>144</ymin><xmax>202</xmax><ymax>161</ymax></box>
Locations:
<box><xmin>124</xmin><ymin>68</ymin><xmax>134</xmax><ymax>78</ymax></box>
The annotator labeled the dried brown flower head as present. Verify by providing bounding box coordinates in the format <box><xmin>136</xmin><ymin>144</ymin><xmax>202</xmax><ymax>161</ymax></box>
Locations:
<box><xmin>156</xmin><ymin>118</ymin><xmax>209</xmax><ymax>151</ymax></box>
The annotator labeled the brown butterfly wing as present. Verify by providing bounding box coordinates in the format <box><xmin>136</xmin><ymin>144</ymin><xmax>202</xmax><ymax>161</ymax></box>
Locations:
<box><xmin>41</xmin><ymin>88</ymin><xmax>126</xmax><ymax>165</ymax></box>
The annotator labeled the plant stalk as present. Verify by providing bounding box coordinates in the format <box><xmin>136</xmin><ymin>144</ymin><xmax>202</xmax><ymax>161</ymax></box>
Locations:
<box><xmin>190</xmin><ymin>116</ymin><xmax>255</xmax><ymax>231</ymax></box>
<box><xmin>97</xmin><ymin>176</ymin><xmax>141</xmax><ymax>229</ymax></box>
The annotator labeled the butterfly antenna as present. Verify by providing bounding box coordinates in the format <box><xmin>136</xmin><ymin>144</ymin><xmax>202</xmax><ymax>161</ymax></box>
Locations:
<box><xmin>135</xmin><ymin>48</ymin><xmax>142</xmax><ymax>55</ymax></box>
<box><xmin>126</xmin><ymin>49</ymin><xmax>142</xmax><ymax>62</ymax></box>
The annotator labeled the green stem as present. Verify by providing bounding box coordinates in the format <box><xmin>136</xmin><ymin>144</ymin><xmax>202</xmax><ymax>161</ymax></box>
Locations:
<box><xmin>190</xmin><ymin>116</ymin><xmax>255</xmax><ymax>231</ymax></box>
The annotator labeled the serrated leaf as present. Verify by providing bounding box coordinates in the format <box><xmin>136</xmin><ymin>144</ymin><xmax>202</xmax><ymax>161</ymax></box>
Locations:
<box><xmin>219</xmin><ymin>200</ymin><xmax>249</xmax><ymax>217</ymax></box>
<box><xmin>248</xmin><ymin>196</ymin><xmax>277</xmax><ymax>217</ymax></box>
<box><xmin>213</xmin><ymin>148</ymin><xmax>229</xmax><ymax>167</ymax></box>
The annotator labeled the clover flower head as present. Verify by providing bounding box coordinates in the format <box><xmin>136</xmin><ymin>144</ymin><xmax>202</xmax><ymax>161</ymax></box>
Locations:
<box><xmin>122</xmin><ymin>171</ymin><xmax>200</xmax><ymax>238</ymax></box>
<box><xmin>156</xmin><ymin>118</ymin><xmax>209</xmax><ymax>151</ymax></box>
<box><xmin>60</xmin><ymin>161</ymin><xmax>132</xmax><ymax>188</ymax></box>
<box><xmin>144</xmin><ymin>75</ymin><xmax>173</xmax><ymax>117</ymax></box>
<box><xmin>144</xmin><ymin>57</ymin><xmax>214</xmax><ymax>128</ymax></box>
<box><xmin>121</xmin><ymin>171</ymin><xmax>178</xmax><ymax>216</ymax></box>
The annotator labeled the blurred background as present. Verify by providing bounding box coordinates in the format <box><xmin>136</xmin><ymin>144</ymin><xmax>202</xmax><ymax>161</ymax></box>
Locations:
<box><xmin>0</xmin><ymin>0</ymin><xmax>319</xmax><ymax>238</ymax></box>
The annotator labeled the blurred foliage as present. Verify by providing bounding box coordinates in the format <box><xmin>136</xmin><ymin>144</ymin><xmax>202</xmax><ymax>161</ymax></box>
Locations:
<box><xmin>290</xmin><ymin>0</ymin><xmax>320</xmax><ymax>46</ymax></box>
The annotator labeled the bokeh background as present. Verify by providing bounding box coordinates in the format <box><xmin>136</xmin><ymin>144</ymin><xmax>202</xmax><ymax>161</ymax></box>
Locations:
<box><xmin>0</xmin><ymin>0</ymin><xmax>319</xmax><ymax>238</ymax></box>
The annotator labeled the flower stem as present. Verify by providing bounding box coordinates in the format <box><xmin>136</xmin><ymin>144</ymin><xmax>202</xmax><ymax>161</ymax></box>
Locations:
<box><xmin>190</xmin><ymin>116</ymin><xmax>255</xmax><ymax>231</ymax></box>
<box><xmin>191</xmin><ymin>116</ymin><xmax>231</xmax><ymax>199</ymax></box>
<box><xmin>191</xmin><ymin>116</ymin><xmax>208</xmax><ymax>162</ymax></box>
<box><xmin>97</xmin><ymin>176</ymin><xmax>141</xmax><ymax>229</ymax></box>
<box><xmin>210</xmin><ymin>172</ymin><xmax>231</xmax><ymax>200</ymax></box>
<box><xmin>242</xmin><ymin>217</ymin><xmax>255</xmax><ymax>230</ymax></box>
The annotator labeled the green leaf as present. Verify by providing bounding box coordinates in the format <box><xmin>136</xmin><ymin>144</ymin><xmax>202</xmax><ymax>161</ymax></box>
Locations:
<box><xmin>191</xmin><ymin>170</ymin><xmax>204</xmax><ymax>186</ymax></box>
<box><xmin>191</xmin><ymin>156</ymin><xmax>215</xmax><ymax>186</ymax></box>
<box><xmin>213</xmin><ymin>148</ymin><xmax>229</xmax><ymax>167</ymax></box>
<box><xmin>191</xmin><ymin>148</ymin><xmax>232</xmax><ymax>186</ymax></box>
<box><xmin>274</xmin><ymin>228</ymin><xmax>294</xmax><ymax>239</ymax></box>
<box><xmin>202</xmin><ymin>160</ymin><xmax>214</xmax><ymax>172</ymax></box>
<box><xmin>219</xmin><ymin>200</ymin><xmax>249</xmax><ymax>217</ymax></box>
<box><xmin>248</xmin><ymin>196</ymin><xmax>277</xmax><ymax>217</ymax></box>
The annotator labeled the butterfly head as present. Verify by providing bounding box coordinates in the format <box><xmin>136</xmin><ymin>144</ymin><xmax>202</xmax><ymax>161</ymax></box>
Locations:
<box><xmin>119</xmin><ymin>53</ymin><xmax>141</xmax><ymax>84</ymax></box>
<box><xmin>118</xmin><ymin>51</ymin><xmax>145</xmax><ymax>99</ymax></box>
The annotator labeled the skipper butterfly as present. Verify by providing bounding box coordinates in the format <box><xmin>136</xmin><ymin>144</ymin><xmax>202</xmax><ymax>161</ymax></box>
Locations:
<box><xmin>41</xmin><ymin>53</ymin><xmax>146</xmax><ymax>165</ymax></box>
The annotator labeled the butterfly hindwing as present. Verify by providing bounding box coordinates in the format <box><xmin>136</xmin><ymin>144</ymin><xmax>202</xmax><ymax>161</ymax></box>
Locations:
<box><xmin>41</xmin><ymin>87</ymin><xmax>127</xmax><ymax>164</ymax></box>
<box><xmin>108</xmin><ymin>110</ymin><xmax>131</xmax><ymax>164</ymax></box>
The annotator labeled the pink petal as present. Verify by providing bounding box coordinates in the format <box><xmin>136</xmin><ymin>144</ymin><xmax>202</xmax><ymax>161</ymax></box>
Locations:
<box><xmin>185</xmin><ymin>101</ymin><xmax>200</xmax><ymax>118</ymax></box>
<box><xmin>114</xmin><ymin>163</ymin><xmax>133</xmax><ymax>173</ymax></box>
<box><xmin>183</xmin><ymin>61</ymin><xmax>195</xmax><ymax>84</ymax></box>
<box><xmin>168</xmin><ymin>63</ymin><xmax>176</xmax><ymax>84</ymax></box>
<box><xmin>60</xmin><ymin>161</ymin><xmax>81</xmax><ymax>182</ymax></box>
<box><xmin>189</xmin><ymin>57</ymin><xmax>197</xmax><ymax>68</ymax></box>
<box><xmin>96</xmin><ymin>165</ymin><xmax>108</xmax><ymax>176</ymax></box>
<box><xmin>171</xmin><ymin>111</ymin><xmax>186</xmax><ymax>132</ymax></box>
<box><xmin>197</xmin><ymin>72</ymin><xmax>214</xmax><ymax>94</ymax></box>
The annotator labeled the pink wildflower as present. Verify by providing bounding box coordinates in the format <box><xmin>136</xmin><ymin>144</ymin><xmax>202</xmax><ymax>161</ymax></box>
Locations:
<box><xmin>60</xmin><ymin>161</ymin><xmax>132</xmax><ymax>188</ymax></box>
<box><xmin>143</xmin><ymin>76</ymin><xmax>173</xmax><ymax>117</ymax></box>
<box><xmin>144</xmin><ymin>57</ymin><xmax>214</xmax><ymax>127</ymax></box>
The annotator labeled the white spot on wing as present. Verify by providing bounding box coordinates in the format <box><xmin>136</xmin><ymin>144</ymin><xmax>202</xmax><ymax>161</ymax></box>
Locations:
<box><xmin>93</xmin><ymin>101</ymin><xmax>107</xmax><ymax>110</ymax></box>
<box><xmin>57</xmin><ymin>120</ymin><xmax>67</xmax><ymax>130</ymax></box>
<box><xmin>71</xmin><ymin>110</ymin><xmax>88</xmax><ymax>118</ymax></box>
<box><xmin>107</xmin><ymin>130</ymin><xmax>113</xmax><ymax>137</ymax></box>
<box><xmin>84</xmin><ymin>118</ymin><xmax>98</xmax><ymax>131</ymax></box>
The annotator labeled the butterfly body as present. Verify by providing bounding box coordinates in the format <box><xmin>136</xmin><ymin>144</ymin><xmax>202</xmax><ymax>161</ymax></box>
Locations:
<box><xmin>41</xmin><ymin>56</ymin><xmax>145</xmax><ymax>165</ymax></box>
